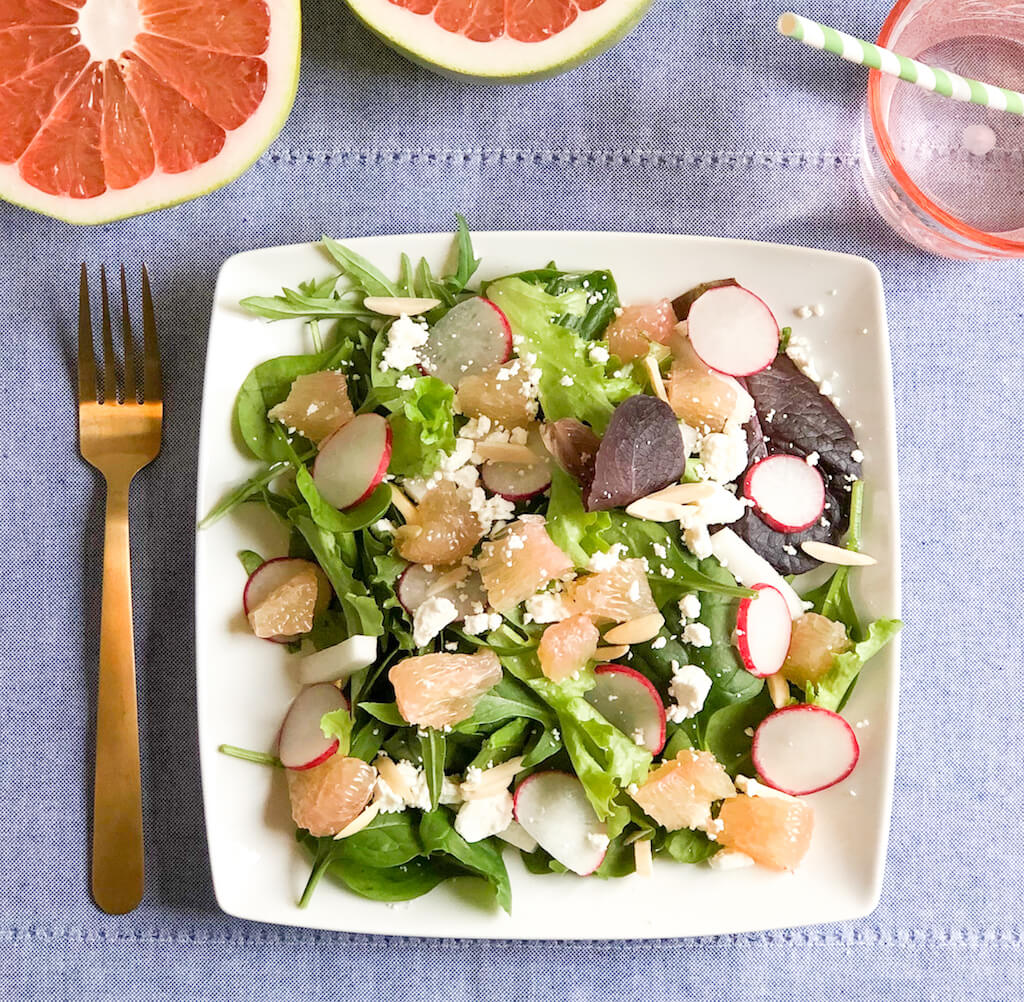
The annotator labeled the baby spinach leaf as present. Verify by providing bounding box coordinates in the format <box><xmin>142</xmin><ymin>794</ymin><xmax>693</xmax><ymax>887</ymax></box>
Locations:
<box><xmin>329</xmin><ymin>856</ymin><xmax>450</xmax><ymax>902</ymax></box>
<box><xmin>467</xmin><ymin>718</ymin><xmax>531</xmax><ymax>770</ymax></box>
<box><xmin>360</xmin><ymin>702</ymin><xmax>406</xmax><ymax>726</ymax></box>
<box><xmin>701</xmin><ymin>688</ymin><xmax>774</xmax><ymax>776</ymax></box>
<box><xmin>455</xmin><ymin>674</ymin><xmax>556</xmax><ymax>732</ymax></box>
<box><xmin>592</xmin><ymin>836</ymin><xmax>638</xmax><ymax>879</ymax></box>
<box><xmin>237</xmin><ymin>549</ymin><xmax>264</xmax><ymax>577</ymax></box>
<box><xmin>295</xmin><ymin>466</ymin><xmax>392</xmax><ymax>534</ymax></box>
<box><xmin>331</xmin><ymin>812</ymin><xmax>423</xmax><ymax>869</ymax></box>
<box><xmin>349</xmin><ymin>716</ymin><xmax>388</xmax><ymax>762</ymax></box>
<box><xmin>419</xmin><ymin>809</ymin><xmax>512</xmax><ymax>913</ymax></box>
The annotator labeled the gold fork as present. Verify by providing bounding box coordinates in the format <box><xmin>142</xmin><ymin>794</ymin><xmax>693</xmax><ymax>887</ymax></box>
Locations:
<box><xmin>78</xmin><ymin>264</ymin><xmax>162</xmax><ymax>915</ymax></box>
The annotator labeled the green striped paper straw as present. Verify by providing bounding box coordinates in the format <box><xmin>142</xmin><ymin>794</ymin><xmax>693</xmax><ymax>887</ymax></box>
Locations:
<box><xmin>778</xmin><ymin>11</ymin><xmax>1024</xmax><ymax>116</ymax></box>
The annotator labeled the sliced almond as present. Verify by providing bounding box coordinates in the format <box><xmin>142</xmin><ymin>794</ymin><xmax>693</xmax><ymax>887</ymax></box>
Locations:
<box><xmin>475</xmin><ymin>442</ymin><xmax>540</xmax><ymax>465</ymax></box>
<box><xmin>766</xmin><ymin>672</ymin><xmax>790</xmax><ymax>709</ymax></box>
<box><xmin>643</xmin><ymin>355</ymin><xmax>669</xmax><ymax>404</ymax></box>
<box><xmin>604</xmin><ymin>613</ymin><xmax>665</xmax><ymax>646</ymax></box>
<box><xmin>333</xmin><ymin>798</ymin><xmax>381</xmax><ymax>840</ymax></box>
<box><xmin>800</xmin><ymin>540</ymin><xmax>877</xmax><ymax>566</ymax></box>
<box><xmin>633</xmin><ymin>838</ymin><xmax>653</xmax><ymax>877</ymax></box>
<box><xmin>624</xmin><ymin>497</ymin><xmax>693</xmax><ymax>522</ymax></box>
<box><xmin>363</xmin><ymin>296</ymin><xmax>440</xmax><ymax>317</ymax></box>
<box><xmin>461</xmin><ymin>755</ymin><xmax>525</xmax><ymax>801</ymax></box>
<box><xmin>641</xmin><ymin>482</ymin><xmax>717</xmax><ymax>505</ymax></box>
<box><xmin>594</xmin><ymin>644</ymin><xmax>630</xmax><ymax>661</ymax></box>
<box><xmin>373</xmin><ymin>756</ymin><xmax>412</xmax><ymax>801</ymax></box>
<box><xmin>425</xmin><ymin>564</ymin><xmax>470</xmax><ymax>598</ymax></box>
<box><xmin>390</xmin><ymin>484</ymin><xmax>418</xmax><ymax>521</ymax></box>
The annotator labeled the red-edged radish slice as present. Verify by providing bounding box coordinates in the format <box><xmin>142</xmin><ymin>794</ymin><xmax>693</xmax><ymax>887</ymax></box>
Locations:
<box><xmin>312</xmin><ymin>412</ymin><xmax>391</xmax><ymax>510</ymax></box>
<box><xmin>743</xmin><ymin>454</ymin><xmax>826</xmax><ymax>533</ymax></box>
<box><xmin>584</xmin><ymin>664</ymin><xmax>667</xmax><ymax>754</ymax></box>
<box><xmin>396</xmin><ymin>564</ymin><xmax>488</xmax><ymax>621</ymax></box>
<box><xmin>709</xmin><ymin>528</ymin><xmax>804</xmax><ymax>618</ymax></box>
<box><xmin>735</xmin><ymin>584</ymin><xmax>793</xmax><ymax>677</ymax></box>
<box><xmin>752</xmin><ymin>704</ymin><xmax>860</xmax><ymax>795</ymax></box>
<box><xmin>297</xmin><ymin>635</ymin><xmax>378</xmax><ymax>685</ymax></box>
<box><xmin>513</xmin><ymin>771</ymin><xmax>608</xmax><ymax>875</ymax></box>
<box><xmin>420</xmin><ymin>297</ymin><xmax>512</xmax><ymax>385</ymax></box>
<box><xmin>686</xmin><ymin>285</ymin><xmax>779</xmax><ymax>377</ymax></box>
<box><xmin>481</xmin><ymin>457</ymin><xmax>552</xmax><ymax>501</ymax></box>
<box><xmin>243</xmin><ymin>557</ymin><xmax>319</xmax><ymax>644</ymax></box>
<box><xmin>278</xmin><ymin>683</ymin><xmax>350</xmax><ymax>770</ymax></box>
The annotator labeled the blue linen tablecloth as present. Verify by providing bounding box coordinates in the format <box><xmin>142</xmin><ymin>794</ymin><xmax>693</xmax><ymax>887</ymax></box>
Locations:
<box><xmin>2</xmin><ymin>0</ymin><xmax>1023</xmax><ymax>997</ymax></box>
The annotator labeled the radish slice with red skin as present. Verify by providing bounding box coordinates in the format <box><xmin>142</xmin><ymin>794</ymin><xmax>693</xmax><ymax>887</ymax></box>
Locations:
<box><xmin>686</xmin><ymin>284</ymin><xmax>780</xmax><ymax>377</ymax></box>
<box><xmin>735</xmin><ymin>584</ymin><xmax>793</xmax><ymax>677</ymax></box>
<box><xmin>743</xmin><ymin>454</ymin><xmax>826</xmax><ymax>533</ymax></box>
<box><xmin>419</xmin><ymin>297</ymin><xmax>512</xmax><ymax>385</ymax></box>
<box><xmin>278</xmin><ymin>683</ymin><xmax>349</xmax><ymax>770</ymax></box>
<box><xmin>242</xmin><ymin>557</ymin><xmax>320</xmax><ymax>645</ymax></box>
<box><xmin>584</xmin><ymin>664</ymin><xmax>666</xmax><ymax>754</ymax></box>
<box><xmin>709</xmin><ymin>528</ymin><xmax>804</xmax><ymax>619</ymax></box>
<box><xmin>312</xmin><ymin>412</ymin><xmax>391</xmax><ymax>511</ymax></box>
<box><xmin>396</xmin><ymin>564</ymin><xmax>488</xmax><ymax>620</ymax></box>
<box><xmin>481</xmin><ymin>457</ymin><xmax>552</xmax><ymax>500</ymax></box>
<box><xmin>513</xmin><ymin>771</ymin><xmax>608</xmax><ymax>875</ymax></box>
<box><xmin>752</xmin><ymin>704</ymin><xmax>860</xmax><ymax>795</ymax></box>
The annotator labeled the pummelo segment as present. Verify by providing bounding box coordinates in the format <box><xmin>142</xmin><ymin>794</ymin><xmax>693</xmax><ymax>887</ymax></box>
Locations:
<box><xmin>0</xmin><ymin>0</ymin><xmax>300</xmax><ymax>223</ymax></box>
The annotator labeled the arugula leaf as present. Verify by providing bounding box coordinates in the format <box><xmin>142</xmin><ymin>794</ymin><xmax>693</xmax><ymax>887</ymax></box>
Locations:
<box><xmin>467</xmin><ymin>718</ymin><xmax>531</xmax><ymax>770</ymax></box>
<box><xmin>295</xmin><ymin>466</ymin><xmax>392</xmax><ymax>534</ymax></box>
<box><xmin>443</xmin><ymin>214</ymin><xmax>481</xmax><ymax>298</ymax></box>
<box><xmin>240</xmin><ymin>287</ymin><xmax>370</xmax><ymax>322</ymax></box>
<box><xmin>419</xmin><ymin>809</ymin><xmax>512</xmax><ymax>913</ymax></box>
<box><xmin>321</xmin><ymin>236</ymin><xmax>400</xmax><ymax>298</ymax></box>
<box><xmin>806</xmin><ymin>618</ymin><xmax>902</xmax><ymax>712</ymax></box>
<box><xmin>484</xmin><ymin>276</ymin><xmax>640</xmax><ymax>433</ymax></box>
<box><xmin>319</xmin><ymin>708</ymin><xmax>353</xmax><ymax>756</ymax></box>
<box><xmin>349</xmin><ymin>715</ymin><xmax>388</xmax><ymax>762</ymax></box>
<box><xmin>420</xmin><ymin>729</ymin><xmax>446</xmax><ymax>810</ymax></box>
<box><xmin>455</xmin><ymin>674</ymin><xmax>556</xmax><ymax>732</ymax></box>
<box><xmin>199</xmin><ymin>458</ymin><xmax>309</xmax><ymax>528</ymax></box>
<box><xmin>237</xmin><ymin>549</ymin><xmax>264</xmax><ymax>576</ymax></box>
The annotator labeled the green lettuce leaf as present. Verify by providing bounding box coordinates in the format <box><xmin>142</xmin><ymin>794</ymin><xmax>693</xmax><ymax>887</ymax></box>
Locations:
<box><xmin>545</xmin><ymin>466</ymin><xmax>612</xmax><ymax>568</ymax></box>
<box><xmin>319</xmin><ymin>708</ymin><xmax>354</xmax><ymax>756</ymax></box>
<box><xmin>380</xmin><ymin>375</ymin><xmax>457</xmax><ymax>478</ymax></box>
<box><xmin>484</xmin><ymin>276</ymin><xmax>641</xmax><ymax>433</ymax></box>
<box><xmin>806</xmin><ymin>618</ymin><xmax>902</xmax><ymax>712</ymax></box>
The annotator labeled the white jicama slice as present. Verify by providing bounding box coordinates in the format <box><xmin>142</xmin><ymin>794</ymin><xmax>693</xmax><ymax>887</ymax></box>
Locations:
<box><xmin>312</xmin><ymin>412</ymin><xmax>392</xmax><ymax>510</ymax></box>
<box><xmin>709</xmin><ymin>528</ymin><xmax>804</xmax><ymax>619</ymax></box>
<box><xmin>686</xmin><ymin>284</ymin><xmax>780</xmax><ymax>376</ymax></box>
<box><xmin>752</xmin><ymin>704</ymin><xmax>860</xmax><ymax>795</ymax></box>
<box><xmin>734</xmin><ymin>584</ymin><xmax>793</xmax><ymax>677</ymax></box>
<box><xmin>584</xmin><ymin>664</ymin><xmax>666</xmax><ymax>754</ymax></box>
<box><xmin>743</xmin><ymin>454</ymin><xmax>826</xmax><ymax>533</ymax></box>
<box><xmin>298</xmin><ymin>635</ymin><xmax>378</xmax><ymax>685</ymax></box>
<box><xmin>396</xmin><ymin>563</ymin><xmax>487</xmax><ymax>620</ymax></box>
<box><xmin>420</xmin><ymin>297</ymin><xmax>513</xmax><ymax>385</ymax></box>
<box><xmin>243</xmin><ymin>557</ymin><xmax>321</xmax><ymax>644</ymax></box>
<box><xmin>513</xmin><ymin>771</ymin><xmax>608</xmax><ymax>875</ymax></box>
<box><xmin>363</xmin><ymin>296</ymin><xmax>440</xmax><ymax>316</ymax></box>
<box><xmin>278</xmin><ymin>683</ymin><xmax>349</xmax><ymax>770</ymax></box>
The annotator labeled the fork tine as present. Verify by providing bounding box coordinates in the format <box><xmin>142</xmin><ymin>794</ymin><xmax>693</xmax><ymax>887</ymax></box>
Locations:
<box><xmin>141</xmin><ymin>265</ymin><xmax>161</xmax><ymax>404</ymax></box>
<box><xmin>78</xmin><ymin>264</ymin><xmax>97</xmax><ymax>404</ymax></box>
<box><xmin>120</xmin><ymin>265</ymin><xmax>136</xmax><ymax>402</ymax></box>
<box><xmin>99</xmin><ymin>265</ymin><xmax>117</xmax><ymax>404</ymax></box>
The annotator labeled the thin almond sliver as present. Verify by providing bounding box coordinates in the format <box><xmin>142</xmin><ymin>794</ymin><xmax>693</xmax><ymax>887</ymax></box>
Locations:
<box><xmin>475</xmin><ymin>442</ymin><xmax>540</xmax><ymax>465</ymax></box>
<box><xmin>373</xmin><ymin>756</ymin><xmax>412</xmax><ymax>801</ymax></box>
<box><xmin>425</xmin><ymin>564</ymin><xmax>470</xmax><ymax>598</ymax></box>
<box><xmin>634</xmin><ymin>838</ymin><xmax>654</xmax><ymax>877</ymax></box>
<box><xmin>603</xmin><ymin>613</ymin><xmax>665</xmax><ymax>646</ymax></box>
<box><xmin>800</xmin><ymin>540</ymin><xmax>877</xmax><ymax>566</ymax></box>
<box><xmin>363</xmin><ymin>295</ymin><xmax>440</xmax><ymax>316</ymax></box>
<box><xmin>642</xmin><ymin>482</ymin><xmax>717</xmax><ymax>505</ymax></box>
<box><xmin>333</xmin><ymin>799</ymin><xmax>381</xmax><ymax>840</ymax></box>
<box><xmin>643</xmin><ymin>355</ymin><xmax>669</xmax><ymax>404</ymax></box>
<box><xmin>461</xmin><ymin>755</ymin><xmax>525</xmax><ymax>801</ymax></box>
<box><xmin>623</xmin><ymin>497</ymin><xmax>692</xmax><ymax>522</ymax></box>
<box><xmin>767</xmin><ymin>672</ymin><xmax>790</xmax><ymax>709</ymax></box>
<box><xmin>594</xmin><ymin>644</ymin><xmax>629</xmax><ymax>661</ymax></box>
<box><xmin>390</xmin><ymin>484</ymin><xmax>418</xmax><ymax>521</ymax></box>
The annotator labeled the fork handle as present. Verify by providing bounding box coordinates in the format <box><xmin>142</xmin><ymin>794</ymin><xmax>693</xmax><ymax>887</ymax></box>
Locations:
<box><xmin>91</xmin><ymin>477</ymin><xmax>144</xmax><ymax>914</ymax></box>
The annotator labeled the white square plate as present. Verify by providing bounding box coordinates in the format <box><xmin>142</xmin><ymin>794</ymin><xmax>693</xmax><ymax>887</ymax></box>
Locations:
<box><xmin>196</xmin><ymin>231</ymin><xmax>900</xmax><ymax>939</ymax></box>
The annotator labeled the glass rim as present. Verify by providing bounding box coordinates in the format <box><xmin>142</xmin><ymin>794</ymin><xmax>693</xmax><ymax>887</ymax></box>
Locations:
<box><xmin>867</xmin><ymin>0</ymin><xmax>1024</xmax><ymax>253</ymax></box>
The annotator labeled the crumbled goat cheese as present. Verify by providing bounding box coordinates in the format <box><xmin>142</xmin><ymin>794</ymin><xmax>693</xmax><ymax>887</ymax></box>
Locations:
<box><xmin>412</xmin><ymin>596</ymin><xmax>459</xmax><ymax>647</ymax></box>
<box><xmin>666</xmin><ymin>663</ymin><xmax>712</xmax><ymax>722</ymax></box>
<box><xmin>469</xmin><ymin>488</ymin><xmax>516</xmax><ymax>534</ymax></box>
<box><xmin>380</xmin><ymin>314</ymin><xmax>429</xmax><ymax>372</ymax></box>
<box><xmin>509</xmin><ymin>426</ymin><xmax>529</xmax><ymax>445</ymax></box>
<box><xmin>440</xmin><ymin>776</ymin><xmax>463</xmax><ymax>806</ymax></box>
<box><xmin>454</xmin><ymin>790</ymin><xmax>514</xmax><ymax>843</ymax></box>
<box><xmin>683</xmin><ymin>525</ymin><xmax>712</xmax><ymax>560</ymax></box>
<box><xmin>699</xmin><ymin>426</ymin><xmax>748</xmax><ymax>484</ymax></box>
<box><xmin>462</xmin><ymin>611</ymin><xmax>503</xmax><ymax>635</ymax></box>
<box><xmin>376</xmin><ymin>760</ymin><xmax>433</xmax><ymax>814</ymax></box>
<box><xmin>811</xmin><ymin>303</ymin><xmax>825</xmax><ymax>317</ymax></box>
<box><xmin>439</xmin><ymin>437</ymin><xmax>475</xmax><ymax>474</ymax></box>
<box><xmin>587</xmin><ymin>832</ymin><xmax>610</xmax><ymax>852</ymax></box>
<box><xmin>682</xmin><ymin>623</ymin><xmax>712</xmax><ymax>648</ymax></box>
<box><xmin>373</xmin><ymin>518</ymin><xmax>395</xmax><ymax>534</ymax></box>
<box><xmin>851</xmin><ymin>448</ymin><xmax>864</xmax><ymax>462</ymax></box>
<box><xmin>735</xmin><ymin>775</ymin><xmax>796</xmax><ymax>800</ymax></box>
<box><xmin>805</xmin><ymin>451</ymin><xmax>819</xmax><ymax>467</ymax></box>
<box><xmin>587</xmin><ymin>543</ymin><xmax>625</xmax><ymax>572</ymax></box>
<box><xmin>794</xmin><ymin>305</ymin><xmax>813</xmax><ymax>319</ymax></box>
<box><xmin>678</xmin><ymin>484</ymin><xmax>746</xmax><ymax>531</ymax></box>
<box><xmin>589</xmin><ymin>344</ymin><xmax>610</xmax><ymax>364</ymax></box>
<box><xmin>708</xmin><ymin>848</ymin><xmax>756</xmax><ymax>870</ymax></box>
<box><xmin>652</xmin><ymin>542</ymin><xmax>668</xmax><ymax>559</ymax></box>
<box><xmin>396</xmin><ymin>373</ymin><xmax>416</xmax><ymax>391</ymax></box>
<box><xmin>651</xmin><ymin>636</ymin><xmax>667</xmax><ymax>650</ymax></box>
<box><xmin>524</xmin><ymin>589</ymin><xmax>569</xmax><ymax>624</ymax></box>
<box><xmin>678</xmin><ymin>421</ymin><xmax>700</xmax><ymax>457</ymax></box>
<box><xmin>632</xmin><ymin>728</ymin><xmax>646</xmax><ymax>746</ymax></box>
<box><xmin>678</xmin><ymin>593</ymin><xmax>701</xmax><ymax>620</ymax></box>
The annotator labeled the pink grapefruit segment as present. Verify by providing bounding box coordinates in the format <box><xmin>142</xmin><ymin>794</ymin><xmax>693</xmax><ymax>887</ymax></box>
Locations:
<box><xmin>391</xmin><ymin>0</ymin><xmax>600</xmax><ymax>42</ymax></box>
<box><xmin>0</xmin><ymin>0</ymin><xmax>299</xmax><ymax>222</ymax></box>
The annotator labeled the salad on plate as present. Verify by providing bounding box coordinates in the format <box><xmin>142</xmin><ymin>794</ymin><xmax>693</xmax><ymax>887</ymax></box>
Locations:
<box><xmin>206</xmin><ymin>220</ymin><xmax>901</xmax><ymax>912</ymax></box>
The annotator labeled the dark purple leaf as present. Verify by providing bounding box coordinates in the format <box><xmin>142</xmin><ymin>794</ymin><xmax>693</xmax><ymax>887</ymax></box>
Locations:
<box><xmin>540</xmin><ymin>418</ymin><xmax>600</xmax><ymax>489</ymax></box>
<box><xmin>734</xmin><ymin>355</ymin><xmax>862</xmax><ymax>573</ymax></box>
<box><xmin>584</xmin><ymin>396</ymin><xmax>685</xmax><ymax>512</ymax></box>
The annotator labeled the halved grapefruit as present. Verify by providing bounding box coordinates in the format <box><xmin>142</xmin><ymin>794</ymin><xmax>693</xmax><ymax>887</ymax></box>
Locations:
<box><xmin>343</xmin><ymin>0</ymin><xmax>651</xmax><ymax>81</ymax></box>
<box><xmin>0</xmin><ymin>0</ymin><xmax>300</xmax><ymax>223</ymax></box>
